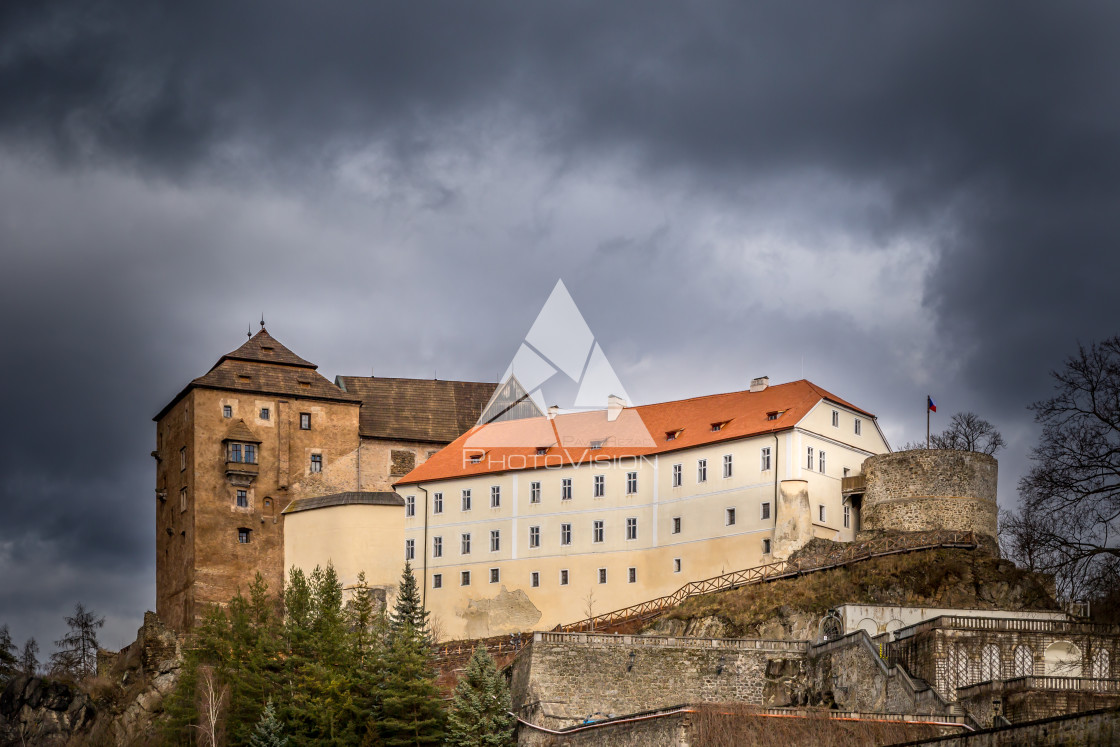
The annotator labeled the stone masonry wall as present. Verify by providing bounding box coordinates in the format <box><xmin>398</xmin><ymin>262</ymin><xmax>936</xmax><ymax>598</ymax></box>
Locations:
<box><xmin>861</xmin><ymin>450</ymin><xmax>998</xmax><ymax>538</ymax></box>
<box><xmin>510</xmin><ymin>633</ymin><xmax>808</xmax><ymax>729</ymax></box>
<box><xmin>899</xmin><ymin>706</ymin><xmax>1120</xmax><ymax>747</ymax></box>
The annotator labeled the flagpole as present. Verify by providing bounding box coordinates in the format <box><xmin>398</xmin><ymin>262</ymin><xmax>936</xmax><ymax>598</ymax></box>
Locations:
<box><xmin>926</xmin><ymin>396</ymin><xmax>930</xmax><ymax>449</ymax></box>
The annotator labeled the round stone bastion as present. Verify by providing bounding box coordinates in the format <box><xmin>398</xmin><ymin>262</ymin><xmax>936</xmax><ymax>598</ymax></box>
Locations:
<box><xmin>861</xmin><ymin>449</ymin><xmax>998</xmax><ymax>539</ymax></box>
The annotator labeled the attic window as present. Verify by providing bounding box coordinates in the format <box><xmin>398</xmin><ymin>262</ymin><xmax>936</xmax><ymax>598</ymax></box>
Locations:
<box><xmin>665</xmin><ymin>429</ymin><xmax>683</xmax><ymax>441</ymax></box>
<box><xmin>535</xmin><ymin>446</ymin><xmax>549</xmax><ymax>456</ymax></box>
<box><xmin>238</xmin><ymin>375</ymin><xmax>251</xmax><ymax>382</ymax></box>
<box><xmin>468</xmin><ymin>452</ymin><xmax>485</xmax><ymax>464</ymax></box>
<box><xmin>766</xmin><ymin>411</ymin><xmax>782</xmax><ymax>421</ymax></box>
<box><xmin>298</xmin><ymin>380</ymin><xmax>312</xmax><ymax>389</ymax></box>
<box><xmin>260</xmin><ymin>345</ymin><xmax>274</xmax><ymax>351</ymax></box>
<box><xmin>590</xmin><ymin>440</ymin><xmax>604</xmax><ymax>450</ymax></box>
<box><xmin>711</xmin><ymin>421</ymin><xmax>730</xmax><ymax>432</ymax></box>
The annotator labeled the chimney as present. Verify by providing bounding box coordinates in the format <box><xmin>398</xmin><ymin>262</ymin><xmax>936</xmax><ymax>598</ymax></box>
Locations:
<box><xmin>607</xmin><ymin>394</ymin><xmax>627</xmax><ymax>422</ymax></box>
<box><xmin>750</xmin><ymin>376</ymin><xmax>770</xmax><ymax>393</ymax></box>
<box><xmin>547</xmin><ymin>405</ymin><xmax>559</xmax><ymax>420</ymax></box>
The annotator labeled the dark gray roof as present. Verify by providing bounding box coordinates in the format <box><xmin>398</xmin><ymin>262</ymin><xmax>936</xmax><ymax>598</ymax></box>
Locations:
<box><xmin>335</xmin><ymin>376</ymin><xmax>497</xmax><ymax>442</ymax></box>
<box><xmin>281</xmin><ymin>491</ymin><xmax>405</xmax><ymax>514</ymax></box>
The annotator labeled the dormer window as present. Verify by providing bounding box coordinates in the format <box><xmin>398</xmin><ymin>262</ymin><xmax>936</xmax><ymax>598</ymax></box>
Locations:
<box><xmin>468</xmin><ymin>452</ymin><xmax>485</xmax><ymax>464</ymax></box>
<box><xmin>261</xmin><ymin>345</ymin><xmax>274</xmax><ymax>351</ymax></box>
<box><xmin>590</xmin><ymin>440</ymin><xmax>604</xmax><ymax>450</ymax></box>
<box><xmin>298</xmin><ymin>380</ymin><xmax>311</xmax><ymax>389</ymax></box>
<box><xmin>766</xmin><ymin>412</ymin><xmax>779</xmax><ymax>421</ymax></box>
<box><xmin>238</xmin><ymin>375</ymin><xmax>251</xmax><ymax>382</ymax></box>
<box><xmin>711</xmin><ymin>421</ymin><xmax>731</xmax><ymax>432</ymax></box>
<box><xmin>665</xmin><ymin>429</ymin><xmax>683</xmax><ymax>441</ymax></box>
<box><xmin>535</xmin><ymin>446</ymin><xmax>549</xmax><ymax>456</ymax></box>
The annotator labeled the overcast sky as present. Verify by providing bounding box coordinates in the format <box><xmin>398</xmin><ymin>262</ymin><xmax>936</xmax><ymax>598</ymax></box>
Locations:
<box><xmin>2</xmin><ymin>1</ymin><xmax>1119</xmax><ymax>653</ymax></box>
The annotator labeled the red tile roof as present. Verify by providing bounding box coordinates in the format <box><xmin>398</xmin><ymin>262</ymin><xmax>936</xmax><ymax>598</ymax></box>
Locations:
<box><xmin>394</xmin><ymin>379</ymin><xmax>874</xmax><ymax>485</ymax></box>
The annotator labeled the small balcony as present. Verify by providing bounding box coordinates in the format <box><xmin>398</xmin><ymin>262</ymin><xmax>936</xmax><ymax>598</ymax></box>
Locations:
<box><xmin>841</xmin><ymin>474</ymin><xmax>866</xmax><ymax>497</ymax></box>
<box><xmin>226</xmin><ymin>459</ymin><xmax>259</xmax><ymax>486</ymax></box>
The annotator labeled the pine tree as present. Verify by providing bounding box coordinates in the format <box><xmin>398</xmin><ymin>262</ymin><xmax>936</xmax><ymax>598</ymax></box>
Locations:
<box><xmin>20</xmin><ymin>638</ymin><xmax>39</xmax><ymax>677</ymax></box>
<box><xmin>378</xmin><ymin>620</ymin><xmax>445</xmax><ymax>746</ymax></box>
<box><xmin>447</xmin><ymin>646</ymin><xmax>515</xmax><ymax>747</ymax></box>
<box><xmin>49</xmin><ymin>603</ymin><xmax>104</xmax><ymax>680</ymax></box>
<box><xmin>0</xmin><ymin>625</ymin><xmax>18</xmax><ymax>683</ymax></box>
<box><xmin>389</xmin><ymin>562</ymin><xmax>429</xmax><ymax>643</ymax></box>
<box><xmin>249</xmin><ymin>699</ymin><xmax>289</xmax><ymax>747</ymax></box>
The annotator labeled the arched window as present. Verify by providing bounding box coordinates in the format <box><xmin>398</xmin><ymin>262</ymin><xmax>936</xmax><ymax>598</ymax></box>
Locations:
<box><xmin>1092</xmin><ymin>648</ymin><xmax>1110</xmax><ymax>679</ymax></box>
<box><xmin>980</xmin><ymin>643</ymin><xmax>1001</xmax><ymax>682</ymax></box>
<box><xmin>1013</xmin><ymin>645</ymin><xmax>1034</xmax><ymax>678</ymax></box>
<box><xmin>1044</xmin><ymin>641</ymin><xmax>1082</xmax><ymax>677</ymax></box>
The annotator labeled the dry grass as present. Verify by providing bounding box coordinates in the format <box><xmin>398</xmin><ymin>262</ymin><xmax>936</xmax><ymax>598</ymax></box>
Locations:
<box><xmin>667</xmin><ymin>548</ymin><xmax>1057</xmax><ymax>637</ymax></box>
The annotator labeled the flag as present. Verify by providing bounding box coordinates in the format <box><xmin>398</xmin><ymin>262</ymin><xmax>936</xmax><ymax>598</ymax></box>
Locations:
<box><xmin>927</xmin><ymin>396</ymin><xmax>937</xmax><ymax>413</ymax></box>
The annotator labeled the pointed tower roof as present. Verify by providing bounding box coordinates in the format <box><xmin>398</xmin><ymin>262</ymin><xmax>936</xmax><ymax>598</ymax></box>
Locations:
<box><xmin>212</xmin><ymin>328</ymin><xmax>316</xmax><ymax>371</ymax></box>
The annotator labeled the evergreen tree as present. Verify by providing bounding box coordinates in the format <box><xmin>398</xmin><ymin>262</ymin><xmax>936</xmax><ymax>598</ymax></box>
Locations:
<box><xmin>20</xmin><ymin>638</ymin><xmax>39</xmax><ymax>677</ymax></box>
<box><xmin>0</xmin><ymin>624</ymin><xmax>18</xmax><ymax>683</ymax></box>
<box><xmin>49</xmin><ymin>603</ymin><xmax>104</xmax><ymax>680</ymax></box>
<box><xmin>447</xmin><ymin>646</ymin><xmax>515</xmax><ymax>747</ymax></box>
<box><xmin>378</xmin><ymin>620</ymin><xmax>445</xmax><ymax>746</ymax></box>
<box><xmin>249</xmin><ymin>699</ymin><xmax>289</xmax><ymax>747</ymax></box>
<box><xmin>389</xmin><ymin>562</ymin><xmax>429</xmax><ymax>643</ymax></box>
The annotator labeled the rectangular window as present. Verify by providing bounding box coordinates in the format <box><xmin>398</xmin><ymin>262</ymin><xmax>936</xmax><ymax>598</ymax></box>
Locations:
<box><xmin>561</xmin><ymin>478</ymin><xmax>572</xmax><ymax>501</ymax></box>
<box><xmin>855</xmin><ymin>418</ymin><xmax>862</xmax><ymax>436</ymax></box>
<box><xmin>561</xmin><ymin>523</ymin><xmax>572</xmax><ymax>545</ymax></box>
<box><xmin>432</xmin><ymin>573</ymin><xmax>443</xmax><ymax>589</ymax></box>
<box><xmin>531</xmin><ymin>571</ymin><xmax>540</xmax><ymax>588</ymax></box>
<box><xmin>844</xmin><ymin>505</ymin><xmax>851</xmax><ymax>529</ymax></box>
<box><xmin>594</xmin><ymin>474</ymin><xmax>605</xmax><ymax>497</ymax></box>
<box><xmin>529</xmin><ymin>526</ymin><xmax>540</xmax><ymax>548</ymax></box>
<box><xmin>405</xmin><ymin>538</ymin><xmax>415</xmax><ymax>560</ymax></box>
<box><xmin>626</xmin><ymin>517</ymin><xmax>638</xmax><ymax>540</ymax></box>
<box><xmin>180</xmin><ymin>487</ymin><xmax>187</xmax><ymax>513</ymax></box>
<box><xmin>673</xmin><ymin>558</ymin><xmax>682</xmax><ymax>573</ymax></box>
<box><xmin>180</xmin><ymin>447</ymin><xmax>186</xmax><ymax>471</ymax></box>
<box><xmin>761</xmin><ymin>447</ymin><xmax>771</xmax><ymax>471</ymax></box>
<box><xmin>229</xmin><ymin>443</ymin><xmax>242</xmax><ymax>463</ymax></box>
<box><xmin>672</xmin><ymin>463</ymin><xmax>682</xmax><ymax>487</ymax></box>
<box><xmin>461</xmin><ymin>571</ymin><xmax>471</xmax><ymax>586</ymax></box>
<box><xmin>763</xmin><ymin>538</ymin><xmax>772</xmax><ymax>555</ymax></box>
<box><xmin>530</xmin><ymin>481</ymin><xmax>541</xmax><ymax>503</ymax></box>
<box><xmin>819</xmin><ymin>450</ymin><xmax>826</xmax><ymax>473</ymax></box>
<box><xmin>560</xmin><ymin>569</ymin><xmax>569</xmax><ymax>586</ymax></box>
<box><xmin>491</xmin><ymin>485</ymin><xmax>501</xmax><ymax>508</ymax></box>
<box><xmin>462</xmin><ymin>489</ymin><xmax>472</xmax><ymax>511</ymax></box>
<box><xmin>223</xmin><ymin>405</ymin><xmax>232</xmax><ymax>418</ymax></box>
<box><xmin>593</xmin><ymin>520</ymin><xmax>604</xmax><ymax>543</ymax></box>
<box><xmin>626</xmin><ymin>472</ymin><xmax>638</xmax><ymax>495</ymax></box>
<box><xmin>761</xmin><ymin>501</ymin><xmax>771</xmax><ymax>521</ymax></box>
<box><xmin>832</xmin><ymin>410</ymin><xmax>839</xmax><ymax>427</ymax></box>
<box><xmin>697</xmin><ymin>459</ymin><xmax>707</xmax><ymax>482</ymax></box>
<box><xmin>433</xmin><ymin>492</ymin><xmax>443</xmax><ymax>514</ymax></box>
<box><xmin>260</xmin><ymin>408</ymin><xmax>270</xmax><ymax>420</ymax></box>
<box><xmin>806</xmin><ymin>447</ymin><xmax>814</xmax><ymax>470</ymax></box>
<box><xmin>300</xmin><ymin>412</ymin><xmax>311</xmax><ymax>430</ymax></box>
<box><xmin>672</xmin><ymin>516</ymin><xmax>681</xmax><ymax>534</ymax></box>
<box><xmin>628</xmin><ymin>567</ymin><xmax>637</xmax><ymax>583</ymax></box>
<box><xmin>490</xmin><ymin>568</ymin><xmax>500</xmax><ymax>583</ymax></box>
<box><xmin>432</xmin><ymin>536</ymin><xmax>443</xmax><ymax>558</ymax></box>
<box><xmin>405</xmin><ymin>495</ymin><xmax>416</xmax><ymax>517</ymax></box>
<box><xmin>244</xmin><ymin>444</ymin><xmax>256</xmax><ymax>464</ymax></box>
<box><xmin>461</xmin><ymin>533</ymin><xmax>471</xmax><ymax>555</ymax></box>
<box><xmin>819</xmin><ymin>505</ymin><xmax>826</xmax><ymax>522</ymax></box>
<box><xmin>238</xmin><ymin>528</ymin><xmax>251</xmax><ymax>544</ymax></box>
<box><xmin>723</xmin><ymin>454</ymin><xmax>733</xmax><ymax>478</ymax></box>
<box><xmin>236</xmin><ymin>489</ymin><xmax>248</xmax><ymax>508</ymax></box>
<box><xmin>726</xmin><ymin>508</ymin><xmax>736</xmax><ymax>526</ymax></box>
<box><xmin>490</xmin><ymin>530</ymin><xmax>500</xmax><ymax>552</ymax></box>
<box><xmin>310</xmin><ymin>454</ymin><xmax>322</xmax><ymax>473</ymax></box>
<box><xmin>598</xmin><ymin>568</ymin><xmax>607</xmax><ymax>584</ymax></box>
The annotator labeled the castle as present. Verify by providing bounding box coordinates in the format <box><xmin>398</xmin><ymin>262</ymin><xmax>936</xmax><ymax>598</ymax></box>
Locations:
<box><xmin>154</xmin><ymin>326</ymin><xmax>998</xmax><ymax>639</ymax></box>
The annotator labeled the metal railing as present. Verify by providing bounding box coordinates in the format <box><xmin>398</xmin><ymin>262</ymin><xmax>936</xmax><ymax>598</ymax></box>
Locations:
<box><xmin>893</xmin><ymin>615</ymin><xmax>1120</xmax><ymax>641</ymax></box>
<box><xmin>533</xmin><ymin>631</ymin><xmax>810</xmax><ymax>652</ymax></box>
<box><xmin>956</xmin><ymin>676</ymin><xmax>1120</xmax><ymax>700</ymax></box>
<box><xmin>555</xmin><ymin>530</ymin><xmax>978</xmax><ymax>633</ymax></box>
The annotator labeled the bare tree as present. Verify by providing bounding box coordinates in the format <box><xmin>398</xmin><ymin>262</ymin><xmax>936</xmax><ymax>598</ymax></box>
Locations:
<box><xmin>1015</xmin><ymin>336</ymin><xmax>1120</xmax><ymax>599</ymax></box>
<box><xmin>583</xmin><ymin>589</ymin><xmax>596</xmax><ymax>632</ymax></box>
<box><xmin>930</xmin><ymin>411</ymin><xmax>1006</xmax><ymax>454</ymax></box>
<box><xmin>191</xmin><ymin>665</ymin><xmax>228</xmax><ymax>747</ymax></box>
<box><xmin>20</xmin><ymin>638</ymin><xmax>39</xmax><ymax>677</ymax></box>
<box><xmin>49</xmin><ymin>603</ymin><xmax>104</xmax><ymax>681</ymax></box>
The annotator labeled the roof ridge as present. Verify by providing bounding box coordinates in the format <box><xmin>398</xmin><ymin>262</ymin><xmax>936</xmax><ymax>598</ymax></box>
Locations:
<box><xmin>214</xmin><ymin>328</ymin><xmax>317</xmax><ymax>370</ymax></box>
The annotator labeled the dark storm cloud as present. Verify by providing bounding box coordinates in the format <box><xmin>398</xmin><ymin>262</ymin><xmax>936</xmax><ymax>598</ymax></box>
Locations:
<box><xmin>2</xmin><ymin>0</ymin><xmax>1120</xmax><ymax>647</ymax></box>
